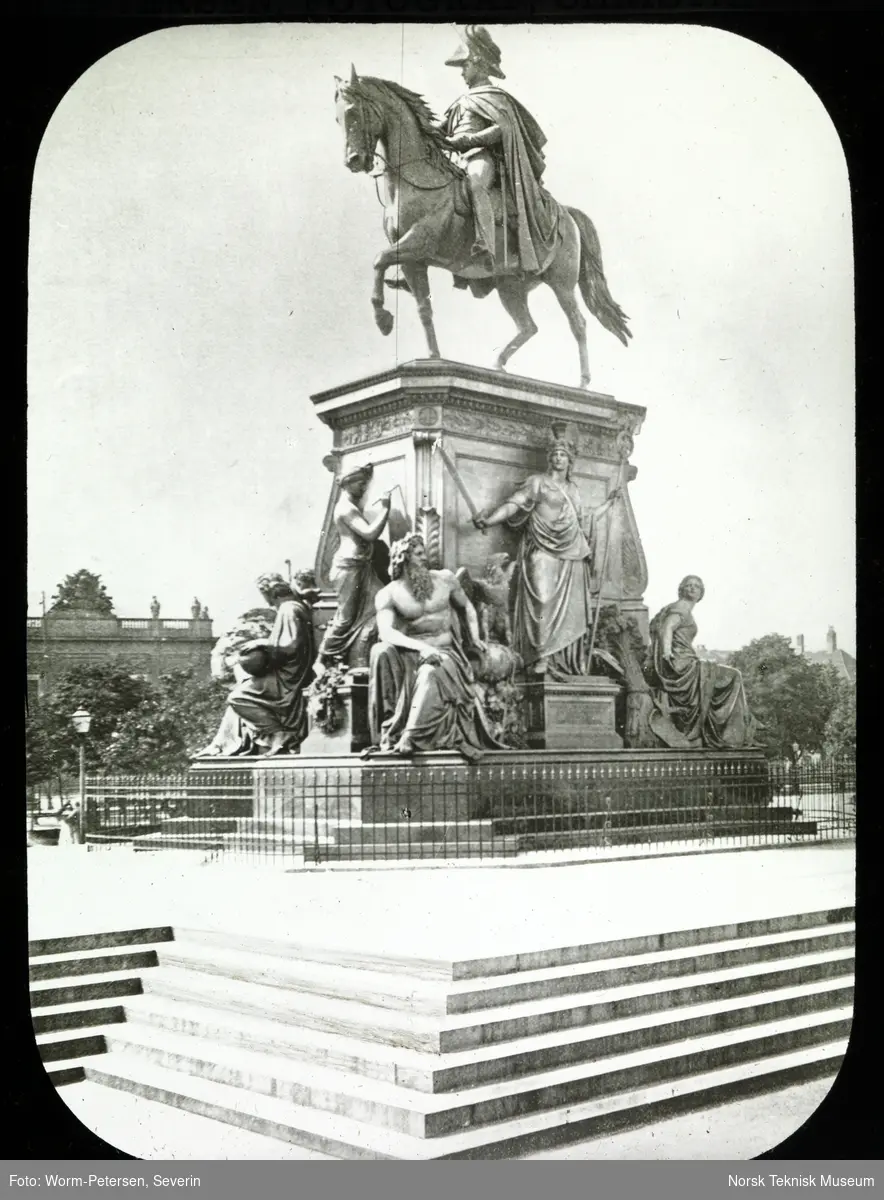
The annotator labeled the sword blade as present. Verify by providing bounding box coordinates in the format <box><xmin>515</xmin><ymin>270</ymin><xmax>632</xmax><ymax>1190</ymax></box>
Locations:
<box><xmin>436</xmin><ymin>442</ymin><xmax>480</xmax><ymax>519</ymax></box>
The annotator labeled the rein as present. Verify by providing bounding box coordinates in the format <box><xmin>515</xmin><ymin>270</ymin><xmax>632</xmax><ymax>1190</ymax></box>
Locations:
<box><xmin>371</xmin><ymin>149</ymin><xmax>460</xmax><ymax>202</ymax></box>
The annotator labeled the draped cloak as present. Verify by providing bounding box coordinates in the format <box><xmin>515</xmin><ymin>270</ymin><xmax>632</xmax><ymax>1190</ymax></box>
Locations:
<box><xmin>443</xmin><ymin>86</ymin><xmax>560</xmax><ymax>275</ymax></box>
<box><xmin>222</xmin><ymin>598</ymin><xmax>315</xmax><ymax>754</ymax></box>
<box><xmin>508</xmin><ymin>475</ymin><xmax>598</xmax><ymax>676</ymax></box>
<box><xmin>645</xmin><ymin>604</ymin><xmax>757</xmax><ymax>750</ymax></box>
<box><xmin>369</xmin><ymin>622</ymin><xmax>505</xmax><ymax>760</ymax></box>
<box><xmin>318</xmin><ymin>537</ymin><xmax>383</xmax><ymax>667</ymax></box>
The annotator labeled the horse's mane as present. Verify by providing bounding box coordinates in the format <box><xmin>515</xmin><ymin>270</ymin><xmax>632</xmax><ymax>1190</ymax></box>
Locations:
<box><xmin>358</xmin><ymin>76</ymin><xmax>462</xmax><ymax>176</ymax></box>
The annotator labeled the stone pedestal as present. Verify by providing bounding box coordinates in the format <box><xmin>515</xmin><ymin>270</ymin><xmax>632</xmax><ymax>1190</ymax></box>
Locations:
<box><xmin>300</xmin><ymin>669</ymin><xmax>371</xmax><ymax>756</ymax></box>
<box><xmin>310</xmin><ymin>360</ymin><xmax>649</xmax><ymax>638</ymax></box>
<box><xmin>523</xmin><ymin>675</ymin><xmax>624</xmax><ymax>750</ymax></box>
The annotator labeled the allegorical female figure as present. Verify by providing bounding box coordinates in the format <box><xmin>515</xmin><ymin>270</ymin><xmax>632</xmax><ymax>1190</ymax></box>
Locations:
<box><xmin>200</xmin><ymin>570</ymin><xmax>320</xmax><ymax>757</ymax></box>
<box><xmin>473</xmin><ymin>426</ymin><xmax>619</xmax><ymax>677</ymax></box>
<box><xmin>315</xmin><ymin>463</ymin><xmax>391</xmax><ymax>675</ymax></box>
<box><xmin>645</xmin><ymin>575</ymin><xmax>757</xmax><ymax>750</ymax></box>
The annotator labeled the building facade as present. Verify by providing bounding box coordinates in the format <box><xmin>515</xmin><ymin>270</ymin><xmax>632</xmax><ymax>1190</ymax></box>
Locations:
<box><xmin>27</xmin><ymin>606</ymin><xmax>216</xmax><ymax>702</ymax></box>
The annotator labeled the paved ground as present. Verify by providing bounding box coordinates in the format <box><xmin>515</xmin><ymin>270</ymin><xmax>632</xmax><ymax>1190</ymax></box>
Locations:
<box><xmin>28</xmin><ymin>842</ymin><xmax>855</xmax><ymax>962</ymax></box>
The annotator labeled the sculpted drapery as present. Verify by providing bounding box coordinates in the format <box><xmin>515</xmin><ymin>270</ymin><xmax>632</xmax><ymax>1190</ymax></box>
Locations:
<box><xmin>441</xmin><ymin>86</ymin><xmax>559</xmax><ymax>275</ymax></box>
<box><xmin>645</xmin><ymin>580</ymin><xmax>757</xmax><ymax>750</ymax></box>
<box><xmin>369</xmin><ymin>630</ymin><xmax>504</xmax><ymax>760</ymax></box>
<box><xmin>507</xmin><ymin>473</ymin><xmax>597</xmax><ymax>676</ymax></box>
<box><xmin>226</xmin><ymin>597</ymin><xmax>316</xmax><ymax>753</ymax></box>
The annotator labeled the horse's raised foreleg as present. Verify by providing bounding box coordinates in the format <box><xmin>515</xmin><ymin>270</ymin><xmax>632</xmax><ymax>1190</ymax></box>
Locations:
<box><xmin>371</xmin><ymin>228</ymin><xmax>434</xmax><ymax>341</ymax></box>
<box><xmin>493</xmin><ymin>278</ymin><xmax>538</xmax><ymax>373</ymax></box>
<box><xmin>400</xmin><ymin>262</ymin><xmax>440</xmax><ymax>359</ymax></box>
<box><xmin>371</xmin><ymin>248</ymin><xmax>396</xmax><ymax>337</ymax></box>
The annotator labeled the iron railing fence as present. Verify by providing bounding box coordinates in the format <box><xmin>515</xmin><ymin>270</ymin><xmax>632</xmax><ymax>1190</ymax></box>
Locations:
<box><xmin>82</xmin><ymin>755</ymin><xmax>856</xmax><ymax>866</ymax></box>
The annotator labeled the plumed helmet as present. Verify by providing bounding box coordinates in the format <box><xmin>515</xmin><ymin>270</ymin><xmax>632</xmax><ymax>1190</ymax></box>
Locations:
<box><xmin>547</xmin><ymin>420</ymin><xmax>578</xmax><ymax>462</ymax></box>
<box><xmin>445</xmin><ymin>25</ymin><xmax>506</xmax><ymax>79</ymax></box>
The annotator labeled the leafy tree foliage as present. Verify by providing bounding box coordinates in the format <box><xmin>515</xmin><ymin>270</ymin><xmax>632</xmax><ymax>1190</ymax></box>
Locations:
<box><xmin>823</xmin><ymin>681</ymin><xmax>856</xmax><ymax>758</ymax></box>
<box><xmin>25</xmin><ymin>660</ymin><xmax>155</xmax><ymax>792</ymax></box>
<box><xmin>728</xmin><ymin>634</ymin><xmax>840</xmax><ymax>762</ymax></box>
<box><xmin>26</xmin><ymin>661</ymin><xmax>231</xmax><ymax>787</ymax></box>
<box><xmin>104</xmin><ymin>669</ymin><xmax>230</xmax><ymax>773</ymax></box>
<box><xmin>50</xmin><ymin>569</ymin><xmax>115</xmax><ymax>614</ymax></box>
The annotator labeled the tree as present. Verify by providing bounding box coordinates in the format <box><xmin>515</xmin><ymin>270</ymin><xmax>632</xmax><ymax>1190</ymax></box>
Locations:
<box><xmin>25</xmin><ymin>659</ymin><xmax>156</xmax><ymax>794</ymax></box>
<box><xmin>824</xmin><ymin>681</ymin><xmax>856</xmax><ymax>758</ymax></box>
<box><xmin>25</xmin><ymin>662</ymin><xmax>232</xmax><ymax>787</ymax></box>
<box><xmin>103</xmin><ymin>668</ymin><xmax>231</xmax><ymax>774</ymax></box>
<box><xmin>728</xmin><ymin>634</ymin><xmax>840</xmax><ymax>762</ymax></box>
<box><xmin>50</xmin><ymin>569</ymin><xmax>115</xmax><ymax>614</ymax></box>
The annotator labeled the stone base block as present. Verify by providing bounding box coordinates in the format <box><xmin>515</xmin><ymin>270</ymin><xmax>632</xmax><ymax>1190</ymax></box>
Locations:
<box><xmin>300</xmin><ymin>670</ymin><xmax>371</xmax><ymax>756</ymax></box>
<box><xmin>523</xmin><ymin>676</ymin><xmax>624</xmax><ymax>750</ymax></box>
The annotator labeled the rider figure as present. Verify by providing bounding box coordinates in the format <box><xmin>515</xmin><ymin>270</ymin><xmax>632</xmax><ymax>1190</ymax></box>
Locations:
<box><xmin>438</xmin><ymin>26</ymin><xmax>551</xmax><ymax>273</ymax></box>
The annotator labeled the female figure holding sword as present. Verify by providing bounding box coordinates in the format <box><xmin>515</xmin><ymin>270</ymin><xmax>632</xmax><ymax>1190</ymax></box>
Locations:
<box><xmin>472</xmin><ymin>424</ymin><xmax>621</xmax><ymax>678</ymax></box>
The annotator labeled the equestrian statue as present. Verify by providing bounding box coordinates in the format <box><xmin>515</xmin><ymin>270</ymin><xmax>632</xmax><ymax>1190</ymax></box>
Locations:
<box><xmin>334</xmin><ymin>26</ymin><xmax>632</xmax><ymax>388</ymax></box>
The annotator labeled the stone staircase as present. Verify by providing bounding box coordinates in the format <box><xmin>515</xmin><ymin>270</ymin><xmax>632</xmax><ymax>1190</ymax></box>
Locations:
<box><xmin>30</xmin><ymin>928</ymin><xmax>173</xmax><ymax>1085</ymax></box>
<box><xmin>33</xmin><ymin>908</ymin><xmax>854</xmax><ymax>1158</ymax></box>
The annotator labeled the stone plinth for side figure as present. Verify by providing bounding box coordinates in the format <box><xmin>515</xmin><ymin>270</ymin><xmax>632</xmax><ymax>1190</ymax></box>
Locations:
<box><xmin>300</xmin><ymin>670</ymin><xmax>371</xmax><ymax>756</ymax></box>
<box><xmin>310</xmin><ymin>360</ymin><xmax>650</xmax><ymax>640</ymax></box>
<box><xmin>523</xmin><ymin>675</ymin><xmax>624</xmax><ymax>750</ymax></box>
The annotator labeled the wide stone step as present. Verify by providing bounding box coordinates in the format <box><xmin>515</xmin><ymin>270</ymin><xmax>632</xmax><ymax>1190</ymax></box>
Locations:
<box><xmin>155</xmin><ymin>940</ymin><xmax>449</xmax><ymax>1014</ymax></box>
<box><xmin>119</xmin><ymin>975</ymin><xmax>853</xmax><ymax>1093</ymax></box>
<box><xmin>172</xmin><ymin>908</ymin><xmax>853</xmax><ymax>982</ymax></box>
<box><xmin>443</xmin><ymin>923</ymin><xmax>856</xmax><ymax>1013</ymax></box>
<box><xmin>93</xmin><ymin>1008</ymin><xmax>851</xmax><ymax>1142</ymax></box>
<box><xmin>331</xmin><ymin>822</ymin><xmax>498</xmax><ymax>844</ymax></box>
<box><xmin>36</xmin><ymin>1026</ymin><xmax>110</xmax><ymax>1064</ymax></box>
<box><xmin>62</xmin><ymin>1080</ymin><xmax>339</xmax><ymax>1159</ymax></box>
<box><xmin>83</xmin><ymin>1038</ymin><xmax>845</xmax><ymax>1158</ymax></box>
<box><xmin>141</xmin><ymin>946</ymin><xmax>854</xmax><ymax>1053</ymax></box>
<box><xmin>174</xmin><ymin>927</ymin><xmax>454</xmax><ymax>980</ymax></box>
<box><xmin>513</xmin><ymin>822</ymin><xmax>819</xmax><ymax>850</ymax></box>
<box><xmin>491</xmin><ymin>807</ymin><xmax>805</xmax><ymax>834</ymax></box>
<box><xmin>449</xmin><ymin>906</ymin><xmax>855</xmax><ymax>979</ymax></box>
<box><xmin>45</xmin><ymin>1059</ymin><xmax>89</xmax><ymax>1087</ymax></box>
<box><xmin>29</xmin><ymin>927</ymin><xmax>173</xmax><ymax>957</ymax></box>
<box><xmin>316</xmin><ymin>841</ymin><xmax>518</xmax><ymax>860</ymax></box>
<box><xmin>32</xmin><ymin>997</ymin><xmax>127</xmax><ymax>1034</ymax></box>
<box><xmin>29</xmin><ymin>945</ymin><xmax>161</xmax><ymax>982</ymax></box>
<box><xmin>151</xmin><ymin>924</ymin><xmax>855</xmax><ymax>1018</ymax></box>
<box><xmin>30</xmin><ymin>968</ymin><xmax>146</xmax><ymax>1009</ymax></box>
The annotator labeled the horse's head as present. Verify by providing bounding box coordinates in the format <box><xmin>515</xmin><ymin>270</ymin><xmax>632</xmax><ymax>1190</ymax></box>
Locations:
<box><xmin>334</xmin><ymin>66</ymin><xmax>381</xmax><ymax>175</ymax></box>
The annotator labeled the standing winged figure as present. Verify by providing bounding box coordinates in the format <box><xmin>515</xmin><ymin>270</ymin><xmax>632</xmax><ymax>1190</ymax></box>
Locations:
<box><xmin>334</xmin><ymin>27</ymin><xmax>631</xmax><ymax>388</ymax></box>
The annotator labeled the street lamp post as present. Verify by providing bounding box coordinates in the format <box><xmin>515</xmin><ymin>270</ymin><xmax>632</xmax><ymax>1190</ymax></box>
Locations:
<box><xmin>71</xmin><ymin>706</ymin><xmax>92</xmax><ymax>844</ymax></box>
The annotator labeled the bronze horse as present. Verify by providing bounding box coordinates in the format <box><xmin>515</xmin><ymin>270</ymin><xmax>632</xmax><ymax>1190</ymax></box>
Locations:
<box><xmin>334</xmin><ymin>68</ymin><xmax>631</xmax><ymax>388</ymax></box>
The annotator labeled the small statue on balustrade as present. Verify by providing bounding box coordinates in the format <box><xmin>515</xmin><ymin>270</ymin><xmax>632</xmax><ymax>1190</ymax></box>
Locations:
<box><xmin>366</xmin><ymin>533</ymin><xmax>506</xmax><ymax>761</ymax></box>
<box><xmin>191</xmin><ymin>597</ymin><xmax>202</xmax><ymax>620</ymax></box>
<box><xmin>472</xmin><ymin>422</ymin><xmax>621</xmax><ymax>678</ymax></box>
<box><xmin>198</xmin><ymin>570</ymin><xmax>321</xmax><ymax>758</ymax></box>
<box><xmin>150</xmin><ymin>596</ymin><xmax>160</xmax><ymax>619</ymax></box>
<box><xmin>315</xmin><ymin>462</ymin><xmax>392</xmax><ymax>678</ymax></box>
<box><xmin>644</xmin><ymin>575</ymin><xmax>757</xmax><ymax>750</ymax></box>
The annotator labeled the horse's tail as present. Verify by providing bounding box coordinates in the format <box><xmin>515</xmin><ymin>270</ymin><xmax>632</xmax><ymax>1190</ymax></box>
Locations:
<box><xmin>567</xmin><ymin>206</ymin><xmax>632</xmax><ymax>347</ymax></box>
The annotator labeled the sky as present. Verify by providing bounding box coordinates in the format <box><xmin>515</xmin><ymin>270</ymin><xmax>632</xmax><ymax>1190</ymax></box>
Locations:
<box><xmin>27</xmin><ymin>22</ymin><xmax>855</xmax><ymax>655</ymax></box>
